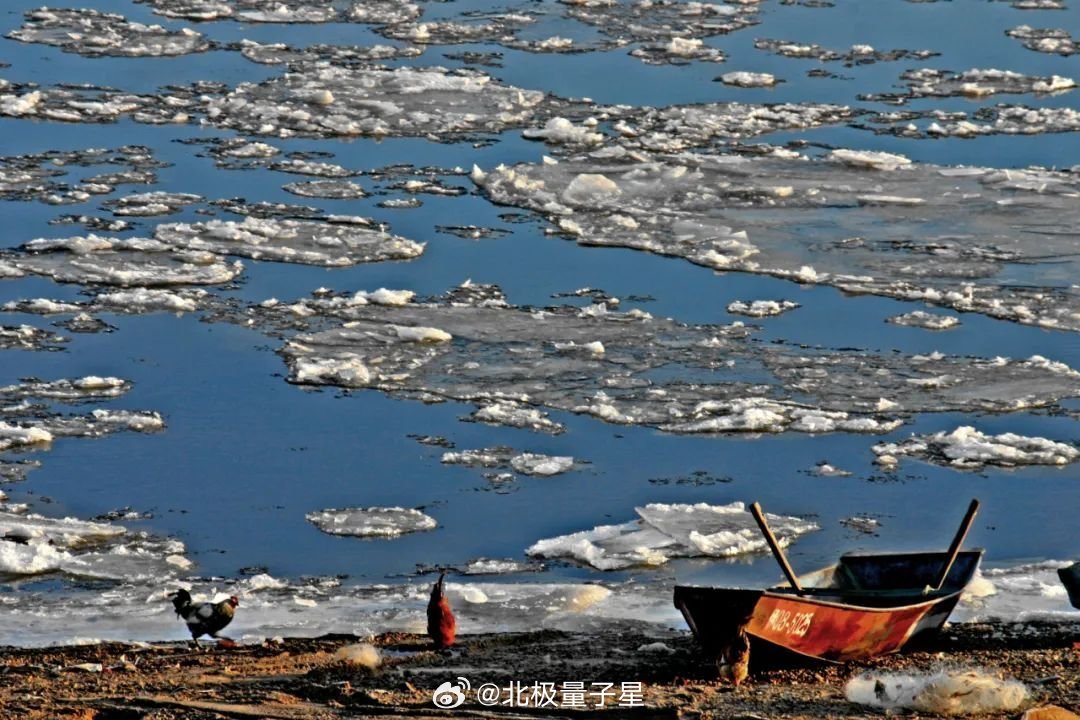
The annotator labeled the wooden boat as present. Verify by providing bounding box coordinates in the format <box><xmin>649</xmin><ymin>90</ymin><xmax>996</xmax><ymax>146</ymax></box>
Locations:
<box><xmin>1060</xmin><ymin>562</ymin><xmax>1080</xmax><ymax>609</ymax></box>
<box><xmin>674</xmin><ymin>499</ymin><xmax>983</xmax><ymax>667</ymax></box>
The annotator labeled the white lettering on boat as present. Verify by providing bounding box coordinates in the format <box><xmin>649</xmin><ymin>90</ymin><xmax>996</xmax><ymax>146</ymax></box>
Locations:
<box><xmin>764</xmin><ymin>608</ymin><xmax>814</xmax><ymax>637</ymax></box>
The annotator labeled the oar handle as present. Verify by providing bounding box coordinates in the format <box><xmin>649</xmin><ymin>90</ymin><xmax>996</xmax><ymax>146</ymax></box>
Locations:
<box><xmin>750</xmin><ymin>502</ymin><xmax>804</xmax><ymax>595</ymax></box>
<box><xmin>931</xmin><ymin>498</ymin><xmax>980</xmax><ymax>592</ymax></box>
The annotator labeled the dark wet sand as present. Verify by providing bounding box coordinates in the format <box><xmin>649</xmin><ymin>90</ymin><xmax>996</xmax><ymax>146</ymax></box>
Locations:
<box><xmin>0</xmin><ymin>621</ymin><xmax>1076</xmax><ymax>719</ymax></box>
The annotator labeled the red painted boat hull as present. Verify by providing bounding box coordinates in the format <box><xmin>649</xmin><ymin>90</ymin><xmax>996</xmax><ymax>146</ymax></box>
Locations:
<box><xmin>675</xmin><ymin>550</ymin><xmax>983</xmax><ymax>664</ymax></box>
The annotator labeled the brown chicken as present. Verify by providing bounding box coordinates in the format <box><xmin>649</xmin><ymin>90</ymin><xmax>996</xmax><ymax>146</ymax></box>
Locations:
<box><xmin>718</xmin><ymin>629</ymin><xmax>750</xmax><ymax>687</ymax></box>
<box><xmin>426</xmin><ymin>571</ymin><xmax>456</xmax><ymax>649</ymax></box>
<box><xmin>170</xmin><ymin>589</ymin><xmax>238</xmax><ymax>648</ymax></box>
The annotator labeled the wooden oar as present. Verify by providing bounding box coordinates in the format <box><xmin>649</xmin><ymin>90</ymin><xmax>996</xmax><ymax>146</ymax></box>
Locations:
<box><xmin>930</xmin><ymin>498</ymin><xmax>980</xmax><ymax>592</ymax></box>
<box><xmin>750</xmin><ymin>502</ymin><xmax>804</xmax><ymax>595</ymax></box>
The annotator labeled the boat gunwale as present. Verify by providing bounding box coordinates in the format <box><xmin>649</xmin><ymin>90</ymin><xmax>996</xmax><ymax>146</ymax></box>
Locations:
<box><xmin>674</xmin><ymin>548</ymin><xmax>985</xmax><ymax>613</ymax></box>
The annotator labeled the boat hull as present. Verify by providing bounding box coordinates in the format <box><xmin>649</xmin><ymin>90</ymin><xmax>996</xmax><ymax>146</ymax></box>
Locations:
<box><xmin>674</xmin><ymin>550</ymin><xmax>982</xmax><ymax>664</ymax></box>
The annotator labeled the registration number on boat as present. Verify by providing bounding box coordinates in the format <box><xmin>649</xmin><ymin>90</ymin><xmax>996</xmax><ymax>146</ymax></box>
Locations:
<box><xmin>764</xmin><ymin>608</ymin><xmax>814</xmax><ymax>637</ymax></box>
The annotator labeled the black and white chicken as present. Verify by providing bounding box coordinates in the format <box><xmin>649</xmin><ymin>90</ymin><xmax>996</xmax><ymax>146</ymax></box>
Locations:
<box><xmin>170</xmin><ymin>589</ymin><xmax>238</xmax><ymax>648</ymax></box>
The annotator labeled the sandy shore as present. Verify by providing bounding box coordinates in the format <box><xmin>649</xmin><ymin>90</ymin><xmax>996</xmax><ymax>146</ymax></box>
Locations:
<box><xmin>1</xmin><ymin>621</ymin><xmax>1076</xmax><ymax>719</ymax></box>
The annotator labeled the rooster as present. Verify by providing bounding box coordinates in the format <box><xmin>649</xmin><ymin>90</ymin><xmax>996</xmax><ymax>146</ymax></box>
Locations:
<box><xmin>170</xmin><ymin>589</ymin><xmax>238</xmax><ymax>648</ymax></box>
<box><xmin>426</xmin><ymin>571</ymin><xmax>456</xmax><ymax>650</ymax></box>
<box><xmin>717</xmin><ymin>628</ymin><xmax>750</xmax><ymax>687</ymax></box>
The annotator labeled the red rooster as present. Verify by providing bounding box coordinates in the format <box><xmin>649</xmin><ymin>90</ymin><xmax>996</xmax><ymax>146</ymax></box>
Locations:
<box><xmin>170</xmin><ymin>589</ymin><xmax>239</xmax><ymax>648</ymax></box>
<box><xmin>426</xmin><ymin>571</ymin><xmax>456</xmax><ymax>649</ymax></box>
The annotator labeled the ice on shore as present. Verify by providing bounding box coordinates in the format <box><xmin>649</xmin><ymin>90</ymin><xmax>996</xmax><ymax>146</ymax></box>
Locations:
<box><xmin>0</xmin><ymin>510</ymin><xmax>189</xmax><ymax>582</ymax></box>
<box><xmin>957</xmin><ymin>561</ymin><xmax>1077</xmax><ymax>622</ymax></box>
<box><xmin>305</xmin><ymin>507</ymin><xmax>437</xmax><ymax>538</ymax></box>
<box><xmin>0</xmin><ymin>574</ymin><xmax>676</xmax><ymax>647</ymax></box>
<box><xmin>527</xmin><ymin>502</ymin><xmax>817</xmax><ymax>570</ymax></box>
<box><xmin>872</xmin><ymin>426</ymin><xmax>1079</xmax><ymax>469</ymax></box>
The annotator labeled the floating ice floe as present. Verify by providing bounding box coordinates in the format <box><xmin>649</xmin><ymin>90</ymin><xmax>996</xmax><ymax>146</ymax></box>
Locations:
<box><xmin>872</xmin><ymin>426</ymin><xmax>1079</xmax><ymax>469</ymax></box>
<box><xmin>203</xmin><ymin>66</ymin><xmax>548</xmax><ymax>139</ymax></box>
<box><xmin>523</xmin><ymin>117</ymin><xmax>605</xmax><ymax>147</ymax></box>
<box><xmin>104</xmin><ymin>191</ymin><xmax>203</xmax><ymax>217</ymax></box>
<box><xmin>993</xmin><ymin>0</ymin><xmax>1066</xmax><ymax>9</ymax></box>
<box><xmin>305</xmin><ymin>507</ymin><xmax>437</xmax><ymax>538</ymax></box>
<box><xmin>239</xmin><ymin>283</ymin><xmax>1080</xmax><ymax>436</ymax></box>
<box><xmin>888</xmin><ymin>310</ymin><xmax>961</xmax><ymax>330</ymax></box>
<box><xmin>1</xmin><ymin>376</ymin><xmax>130</xmax><ymax>401</ymax></box>
<box><xmin>237</xmin><ymin>39</ymin><xmax>423</xmax><ymax>68</ymax></box>
<box><xmin>630</xmin><ymin>37</ymin><xmax>725</xmax><ymax>65</ymax></box>
<box><xmin>718</xmin><ymin>71</ymin><xmax>780</xmax><ymax>88</ymax></box>
<box><xmin>139</xmin><ymin>0</ymin><xmax>340</xmax><ymax>23</ymax></box>
<box><xmin>811</xmin><ymin>462</ymin><xmax>852</xmax><ymax>477</ymax></box>
<box><xmin>0</xmin><ymin>377</ymin><xmax>163</xmax><ymax>466</ymax></box>
<box><xmin>527</xmin><ymin>502</ymin><xmax>818</xmax><ymax>570</ymax></box>
<box><xmin>474</xmin><ymin>150</ymin><xmax>1080</xmax><ymax>331</ymax></box>
<box><xmin>441</xmin><ymin>447</ymin><xmax>577</xmax><ymax>477</ymax></box>
<box><xmin>271</xmin><ymin>158</ymin><xmax>358</xmax><ymax>177</ymax></box>
<box><xmin>9</xmin><ymin>236</ymin><xmax>243</xmax><ymax>286</ymax></box>
<box><xmin>609</xmin><ymin>102</ymin><xmax>855</xmax><ymax>149</ymax></box>
<box><xmin>8</xmin><ymin>8</ymin><xmax>211</xmax><ymax>57</ymax></box>
<box><xmin>0</xmin><ymin>460</ymin><xmax>39</xmax><ymax>483</ymax></box>
<box><xmin>466</xmin><ymin>402</ymin><xmax>566</xmax><ymax>434</ymax></box>
<box><xmin>867</xmin><ymin>68</ymin><xmax>1076</xmax><ymax>103</ymax></box>
<box><xmin>283</xmin><ymin>180</ymin><xmax>367</xmax><ymax>199</ymax></box>
<box><xmin>659</xmin><ymin>397</ymin><xmax>904</xmax><ymax>435</ymax></box>
<box><xmin>754</xmin><ymin>38</ymin><xmax>938</xmax><ymax>65</ymax></box>
<box><xmin>510</xmin><ymin>453</ymin><xmax>575</xmax><ymax>476</ymax></box>
<box><xmin>458</xmin><ymin>558</ymin><xmax>543</xmax><ymax>575</ymax></box>
<box><xmin>726</xmin><ymin>299</ymin><xmax>799</xmax><ymax>317</ymax></box>
<box><xmin>0</xmin><ymin>79</ymin><xmax>211</xmax><ymax>125</ymax></box>
<box><xmin>0</xmin><ymin>324</ymin><xmax>67</xmax><ymax>351</ymax></box>
<box><xmin>840</xmin><ymin>516</ymin><xmax>881</xmax><ymax>535</ymax></box>
<box><xmin>566</xmin><ymin>0</ymin><xmax>757</xmax><ymax>45</ymax></box>
<box><xmin>4</xmin><ymin>289</ymin><xmax>205</xmax><ymax>317</ymax></box>
<box><xmin>378</xmin><ymin>16</ymin><xmax>535</xmax><ymax>46</ymax></box>
<box><xmin>153</xmin><ymin>217</ymin><xmax>424</xmax><ymax>267</ymax></box>
<box><xmin>0</xmin><ymin>146</ymin><xmax>164</xmax><ymax>205</ymax></box>
<box><xmin>1007</xmin><ymin>25</ymin><xmax>1078</xmax><ymax>56</ymax></box>
<box><xmin>871</xmin><ymin>104</ymin><xmax>1080</xmax><ymax>138</ymax></box>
